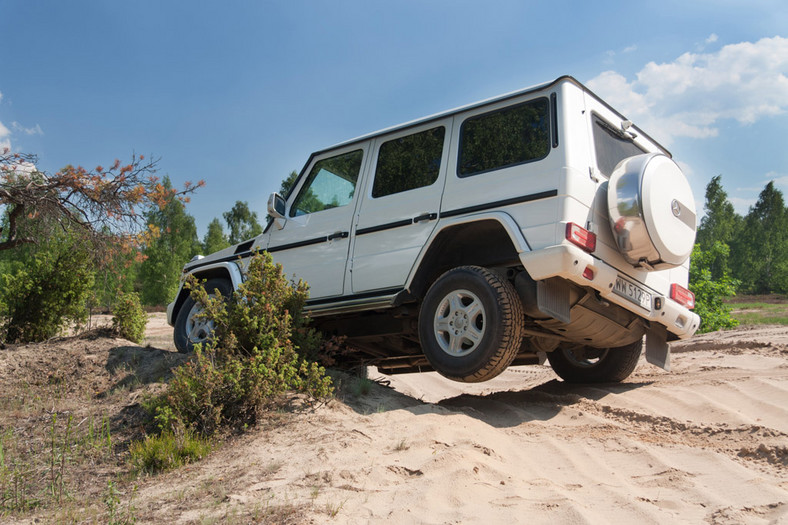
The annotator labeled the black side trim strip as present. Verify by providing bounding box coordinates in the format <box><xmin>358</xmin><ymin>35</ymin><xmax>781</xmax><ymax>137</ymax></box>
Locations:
<box><xmin>441</xmin><ymin>189</ymin><xmax>558</xmax><ymax>218</ymax></box>
<box><xmin>267</xmin><ymin>236</ymin><xmax>327</xmax><ymax>253</ymax></box>
<box><xmin>356</xmin><ymin>219</ymin><xmax>413</xmax><ymax>236</ymax></box>
<box><xmin>306</xmin><ymin>287</ymin><xmax>405</xmax><ymax>306</ymax></box>
<box><xmin>550</xmin><ymin>92</ymin><xmax>559</xmax><ymax>148</ymax></box>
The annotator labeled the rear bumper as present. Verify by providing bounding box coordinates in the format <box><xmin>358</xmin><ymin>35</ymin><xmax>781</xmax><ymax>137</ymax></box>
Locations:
<box><xmin>520</xmin><ymin>244</ymin><xmax>700</xmax><ymax>339</ymax></box>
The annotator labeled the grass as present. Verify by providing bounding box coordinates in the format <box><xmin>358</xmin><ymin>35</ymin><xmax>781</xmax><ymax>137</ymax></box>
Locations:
<box><xmin>728</xmin><ymin>295</ymin><xmax>788</xmax><ymax>326</ymax></box>
<box><xmin>128</xmin><ymin>430</ymin><xmax>212</xmax><ymax>474</ymax></box>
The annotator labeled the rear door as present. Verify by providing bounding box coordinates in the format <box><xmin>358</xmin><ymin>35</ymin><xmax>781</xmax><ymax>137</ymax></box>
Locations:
<box><xmin>267</xmin><ymin>146</ymin><xmax>366</xmax><ymax>299</ymax></box>
<box><xmin>351</xmin><ymin>120</ymin><xmax>452</xmax><ymax>293</ymax></box>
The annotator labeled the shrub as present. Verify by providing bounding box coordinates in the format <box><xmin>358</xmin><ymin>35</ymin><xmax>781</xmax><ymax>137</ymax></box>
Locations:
<box><xmin>111</xmin><ymin>292</ymin><xmax>147</xmax><ymax>344</ymax></box>
<box><xmin>689</xmin><ymin>242</ymin><xmax>740</xmax><ymax>333</ymax></box>
<box><xmin>154</xmin><ymin>251</ymin><xmax>332</xmax><ymax>435</ymax></box>
<box><xmin>0</xmin><ymin>234</ymin><xmax>95</xmax><ymax>344</ymax></box>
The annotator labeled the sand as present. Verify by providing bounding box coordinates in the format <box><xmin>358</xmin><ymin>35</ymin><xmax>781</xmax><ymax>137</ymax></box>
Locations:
<box><xmin>126</xmin><ymin>318</ymin><xmax>788</xmax><ymax>524</ymax></box>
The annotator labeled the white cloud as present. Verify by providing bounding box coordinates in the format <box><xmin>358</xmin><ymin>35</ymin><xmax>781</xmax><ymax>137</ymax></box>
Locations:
<box><xmin>0</xmin><ymin>120</ymin><xmax>9</xmax><ymax>154</ymax></box>
<box><xmin>729</xmin><ymin>196</ymin><xmax>757</xmax><ymax>214</ymax></box>
<box><xmin>11</xmin><ymin>122</ymin><xmax>43</xmax><ymax>136</ymax></box>
<box><xmin>623</xmin><ymin>45</ymin><xmax>638</xmax><ymax>53</ymax></box>
<box><xmin>706</xmin><ymin>33</ymin><xmax>719</xmax><ymax>44</ymax></box>
<box><xmin>587</xmin><ymin>36</ymin><xmax>788</xmax><ymax>145</ymax></box>
<box><xmin>765</xmin><ymin>171</ymin><xmax>788</xmax><ymax>188</ymax></box>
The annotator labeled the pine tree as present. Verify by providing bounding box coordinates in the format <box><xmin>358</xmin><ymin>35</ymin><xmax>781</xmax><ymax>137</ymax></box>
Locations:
<box><xmin>202</xmin><ymin>217</ymin><xmax>230</xmax><ymax>254</ymax></box>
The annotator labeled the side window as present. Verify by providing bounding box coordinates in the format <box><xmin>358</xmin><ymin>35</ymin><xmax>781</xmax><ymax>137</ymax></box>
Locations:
<box><xmin>458</xmin><ymin>98</ymin><xmax>550</xmax><ymax>177</ymax></box>
<box><xmin>592</xmin><ymin>115</ymin><xmax>646</xmax><ymax>177</ymax></box>
<box><xmin>372</xmin><ymin>126</ymin><xmax>445</xmax><ymax>198</ymax></box>
<box><xmin>290</xmin><ymin>150</ymin><xmax>363</xmax><ymax>217</ymax></box>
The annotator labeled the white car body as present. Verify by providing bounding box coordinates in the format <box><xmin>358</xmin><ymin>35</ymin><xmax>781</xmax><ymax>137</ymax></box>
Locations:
<box><xmin>169</xmin><ymin>76</ymin><xmax>700</xmax><ymax>383</ymax></box>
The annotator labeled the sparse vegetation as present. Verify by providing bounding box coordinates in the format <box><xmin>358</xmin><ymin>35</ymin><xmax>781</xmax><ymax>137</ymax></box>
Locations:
<box><xmin>111</xmin><ymin>291</ymin><xmax>148</xmax><ymax>344</ymax></box>
<box><xmin>128</xmin><ymin>429</ymin><xmax>211</xmax><ymax>474</ymax></box>
<box><xmin>150</xmin><ymin>251</ymin><xmax>332</xmax><ymax>436</ymax></box>
<box><xmin>729</xmin><ymin>297</ymin><xmax>788</xmax><ymax>326</ymax></box>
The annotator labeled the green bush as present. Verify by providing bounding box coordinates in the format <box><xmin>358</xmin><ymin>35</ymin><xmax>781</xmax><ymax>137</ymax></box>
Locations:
<box><xmin>689</xmin><ymin>242</ymin><xmax>740</xmax><ymax>333</ymax></box>
<box><xmin>0</xmin><ymin>234</ymin><xmax>95</xmax><ymax>344</ymax></box>
<box><xmin>154</xmin><ymin>251</ymin><xmax>332</xmax><ymax>435</ymax></box>
<box><xmin>111</xmin><ymin>292</ymin><xmax>147</xmax><ymax>344</ymax></box>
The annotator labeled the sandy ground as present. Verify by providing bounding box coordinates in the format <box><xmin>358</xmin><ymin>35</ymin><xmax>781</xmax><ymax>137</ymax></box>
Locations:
<box><xmin>125</xmin><ymin>316</ymin><xmax>788</xmax><ymax>524</ymax></box>
<box><xmin>3</xmin><ymin>315</ymin><xmax>787</xmax><ymax>523</ymax></box>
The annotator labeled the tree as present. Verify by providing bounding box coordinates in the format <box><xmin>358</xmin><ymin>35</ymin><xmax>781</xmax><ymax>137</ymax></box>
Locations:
<box><xmin>138</xmin><ymin>176</ymin><xmax>202</xmax><ymax>306</ymax></box>
<box><xmin>696</xmin><ymin>175</ymin><xmax>741</xmax><ymax>249</ymax></box>
<box><xmin>0</xmin><ymin>150</ymin><xmax>202</xmax><ymax>253</ymax></box>
<box><xmin>279</xmin><ymin>170</ymin><xmax>299</xmax><ymax>196</ymax></box>
<box><xmin>202</xmin><ymin>217</ymin><xmax>230</xmax><ymax>254</ymax></box>
<box><xmin>731</xmin><ymin>181</ymin><xmax>788</xmax><ymax>293</ymax></box>
<box><xmin>223</xmin><ymin>201</ymin><xmax>262</xmax><ymax>244</ymax></box>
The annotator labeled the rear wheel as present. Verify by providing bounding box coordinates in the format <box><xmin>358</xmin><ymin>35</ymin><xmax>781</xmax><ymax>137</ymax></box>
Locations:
<box><xmin>418</xmin><ymin>266</ymin><xmax>524</xmax><ymax>383</ymax></box>
<box><xmin>546</xmin><ymin>339</ymin><xmax>642</xmax><ymax>383</ymax></box>
<box><xmin>173</xmin><ymin>278</ymin><xmax>232</xmax><ymax>353</ymax></box>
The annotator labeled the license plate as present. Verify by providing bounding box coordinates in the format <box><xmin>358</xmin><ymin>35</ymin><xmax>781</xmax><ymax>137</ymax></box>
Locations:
<box><xmin>613</xmin><ymin>276</ymin><xmax>652</xmax><ymax>311</ymax></box>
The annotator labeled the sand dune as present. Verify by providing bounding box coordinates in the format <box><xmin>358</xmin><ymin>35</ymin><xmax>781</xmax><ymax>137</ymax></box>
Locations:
<box><xmin>132</xmin><ymin>321</ymin><xmax>788</xmax><ymax>523</ymax></box>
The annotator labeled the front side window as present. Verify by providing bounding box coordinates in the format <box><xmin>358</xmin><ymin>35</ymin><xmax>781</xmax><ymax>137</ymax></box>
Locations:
<box><xmin>372</xmin><ymin>126</ymin><xmax>445</xmax><ymax>198</ymax></box>
<box><xmin>290</xmin><ymin>150</ymin><xmax>363</xmax><ymax>217</ymax></box>
<box><xmin>592</xmin><ymin>115</ymin><xmax>646</xmax><ymax>177</ymax></box>
<box><xmin>458</xmin><ymin>98</ymin><xmax>550</xmax><ymax>177</ymax></box>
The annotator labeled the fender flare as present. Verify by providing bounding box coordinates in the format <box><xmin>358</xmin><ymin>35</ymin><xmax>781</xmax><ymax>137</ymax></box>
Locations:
<box><xmin>166</xmin><ymin>261</ymin><xmax>244</xmax><ymax>326</ymax></box>
<box><xmin>403</xmin><ymin>211</ymin><xmax>531</xmax><ymax>294</ymax></box>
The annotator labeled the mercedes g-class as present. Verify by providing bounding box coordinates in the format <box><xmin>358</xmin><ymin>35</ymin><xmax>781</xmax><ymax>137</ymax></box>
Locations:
<box><xmin>168</xmin><ymin>75</ymin><xmax>700</xmax><ymax>384</ymax></box>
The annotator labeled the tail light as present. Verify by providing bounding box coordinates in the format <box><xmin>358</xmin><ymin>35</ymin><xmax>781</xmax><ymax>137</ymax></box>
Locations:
<box><xmin>566</xmin><ymin>222</ymin><xmax>596</xmax><ymax>253</ymax></box>
<box><xmin>670</xmin><ymin>283</ymin><xmax>695</xmax><ymax>309</ymax></box>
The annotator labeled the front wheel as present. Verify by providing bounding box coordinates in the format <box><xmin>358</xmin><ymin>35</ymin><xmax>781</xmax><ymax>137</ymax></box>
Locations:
<box><xmin>418</xmin><ymin>266</ymin><xmax>524</xmax><ymax>383</ymax></box>
<box><xmin>546</xmin><ymin>339</ymin><xmax>642</xmax><ymax>383</ymax></box>
<box><xmin>173</xmin><ymin>278</ymin><xmax>232</xmax><ymax>353</ymax></box>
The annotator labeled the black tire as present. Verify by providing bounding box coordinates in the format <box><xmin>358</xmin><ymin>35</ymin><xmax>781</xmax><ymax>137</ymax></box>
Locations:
<box><xmin>173</xmin><ymin>278</ymin><xmax>233</xmax><ymax>353</ymax></box>
<box><xmin>418</xmin><ymin>266</ymin><xmax>524</xmax><ymax>383</ymax></box>
<box><xmin>546</xmin><ymin>339</ymin><xmax>642</xmax><ymax>383</ymax></box>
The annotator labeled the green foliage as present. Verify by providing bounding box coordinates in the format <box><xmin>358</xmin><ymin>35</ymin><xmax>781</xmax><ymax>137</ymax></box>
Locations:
<box><xmin>0</xmin><ymin>232</ymin><xmax>95</xmax><ymax>344</ymax></box>
<box><xmin>128</xmin><ymin>430</ymin><xmax>210</xmax><ymax>474</ymax></box>
<box><xmin>730</xmin><ymin>181</ymin><xmax>788</xmax><ymax>294</ymax></box>
<box><xmin>689</xmin><ymin>243</ymin><xmax>740</xmax><ymax>332</ymax></box>
<box><xmin>138</xmin><ymin>176</ymin><xmax>201</xmax><ymax>306</ymax></box>
<box><xmin>153</xmin><ymin>251</ymin><xmax>332</xmax><ymax>435</ymax></box>
<box><xmin>202</xmin><ymin>217</ymin><xmax>230</xmax><ymax>254</ymax></box>
<box><xmin>280</xmin><ymin>170</ymin><xmax>300</xmax><ymax>197</ymax></box>
<box><xmin>696</xmin><ymin>175</ymin><xmax>741</xmax><ymax>250</ymax></box>
<box><xmin>111</xmin><ymin>292</ymin><xmax>148</xmax><ymax>344</ymax></box>
<box><xmin>223</xmin><ymin>200</ymin><xmax>263</xmax><ymax>244</ymax></box>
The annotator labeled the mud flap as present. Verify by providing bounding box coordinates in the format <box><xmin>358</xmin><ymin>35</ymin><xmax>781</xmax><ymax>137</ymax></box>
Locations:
<box><xmin>645</xmin><ymin>324</ymin><xmax>670</xmax><ymax>371</ymax></box>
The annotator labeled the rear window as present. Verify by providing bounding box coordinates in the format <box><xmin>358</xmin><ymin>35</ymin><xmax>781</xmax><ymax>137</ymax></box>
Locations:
<box><xmin>458</xmin><ymin>98</ymin><xmax>550</xmax><ymax>177</ymax></box>
<box><xmin>593</xmin><ymin>115</ymin><xmax>646</xmax><ymax>177</ymax></box>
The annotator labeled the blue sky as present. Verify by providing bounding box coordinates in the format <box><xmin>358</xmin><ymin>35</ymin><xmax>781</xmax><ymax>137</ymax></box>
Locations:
<box><xmin>2</xmin><ymin>1</ymin><xmax>786</xmax><ymax>238</ymax></box>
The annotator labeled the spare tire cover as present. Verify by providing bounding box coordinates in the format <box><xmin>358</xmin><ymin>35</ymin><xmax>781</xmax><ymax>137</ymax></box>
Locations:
<box><xmin>607</xmin><ymin>153</ymin><xmax>696</xmax><ymax>270</ymax></box>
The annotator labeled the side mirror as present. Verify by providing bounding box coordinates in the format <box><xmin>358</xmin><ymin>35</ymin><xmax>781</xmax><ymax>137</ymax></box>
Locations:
<box><xmin>267</xmin><ymin>192</ymin><xmax>287</xmax><ymax>230</ymax></box>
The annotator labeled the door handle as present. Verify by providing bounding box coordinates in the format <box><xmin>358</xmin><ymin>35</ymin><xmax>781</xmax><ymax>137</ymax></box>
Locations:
<box><xmin>413</xmin><ymin>212</ymin><xmax>438</xmax><ymax>223</ymax></box>
<box><xmin>327</xmin><ymin>231</ymin><xmax>349</xmax><ymax>241</ymax></box>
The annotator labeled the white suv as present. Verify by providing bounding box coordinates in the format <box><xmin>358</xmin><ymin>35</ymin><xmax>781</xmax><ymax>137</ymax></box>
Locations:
<box><xmin>168</xmin><ymin>76</ymin><xmax>700</xmax><ymax>384</ymax></box>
